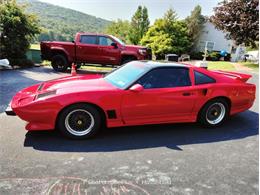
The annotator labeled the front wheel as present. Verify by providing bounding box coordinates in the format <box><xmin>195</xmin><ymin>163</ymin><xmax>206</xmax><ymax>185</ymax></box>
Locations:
<box><xmin>198</xmin><ymin>99</ymin><xmax>229</xmax><ymax>127</ymax></box>
<box><xmin>57</xmin><ymin>104</ymin><xmax>101</xmax><ymax>139</ymax></box>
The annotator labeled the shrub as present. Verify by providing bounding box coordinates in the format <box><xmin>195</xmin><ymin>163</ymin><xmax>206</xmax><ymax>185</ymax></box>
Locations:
<box><xmin>223</xmin><ymin>53</ymin><xmax>231</xmax><ymax>61</ymax></box>
<box><xmin>189</xmin><ymin>51</ymin><xmax>204</xmax><ymax>60</ymax></box>
<box><xmin>208</xmin><ymin>51</ymin><xmax>221</xmax><ymax>61</ymax></box>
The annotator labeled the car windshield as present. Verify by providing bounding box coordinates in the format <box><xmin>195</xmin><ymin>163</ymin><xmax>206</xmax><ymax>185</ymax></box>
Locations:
<box><xmin>104</xmin><ymin>61</ymin><xmax>149</xmax><ymax>89</ymax></box>
<box><xmin>110</xmin><ymin>35</ymin><xmax>125</xmax><ymax>46</ymax></box>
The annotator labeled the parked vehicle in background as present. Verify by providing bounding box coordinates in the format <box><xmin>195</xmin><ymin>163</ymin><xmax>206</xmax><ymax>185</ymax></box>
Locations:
<box><xmin>40</xmin><ymin>32</ymin><xmax>151</xmax><ymax>72</ymax></box>
<box><xmin>241</xmin><ymin>51</ymin><xmax>259</xmax><ymax>63</ymax></box>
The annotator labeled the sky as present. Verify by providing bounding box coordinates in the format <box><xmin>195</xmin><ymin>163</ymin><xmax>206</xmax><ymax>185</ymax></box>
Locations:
<box><xmin>38</xmin><ymin>0</ymin><xmax>222</xmax><ymax>23</ymax></box>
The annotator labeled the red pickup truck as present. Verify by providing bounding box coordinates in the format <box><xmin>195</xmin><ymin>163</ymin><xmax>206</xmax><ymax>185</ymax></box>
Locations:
<box><xmin>40</xmin><ymin>32</ymin><xmax>151</xmax><ymax>71</ymax></box>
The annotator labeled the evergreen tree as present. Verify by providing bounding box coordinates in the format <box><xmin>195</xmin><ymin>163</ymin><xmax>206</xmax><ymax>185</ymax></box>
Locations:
<box><xmin>129</xmin><ymin>6</ymin><xmax>150</xmax><ymax>44</ymax></box>
<box><xmin>185</xmin><ymin>5</ymin><xmax>205</xmax><ymax>50</ymax></box>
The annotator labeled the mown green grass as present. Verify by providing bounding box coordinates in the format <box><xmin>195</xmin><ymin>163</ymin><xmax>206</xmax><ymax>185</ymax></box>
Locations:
<box><xmin>240</xmin><ymin>62</ymin><xmax>259</xmax><ymax>72</ymax></box>
<box><xmin>41</xmin><ymin>61</ymin><xmax>114</xmax><ymax>72</ymax></box>
<box><xmin>41</xmin><ymin>60</ymin><xmax>237</xmax><ymax>72</ymax></box>
<box><xmin>207</xmin><ymin>61</ymin><xmax>259</xmax><ymax>73</ymax></box>
<box><xmin>81</xmin><ymin>65</ymin><xmax>114</xmax><ymax>72</ymax></box>
<box><xmin>207</xmin><ymin>61</ymin><xmax>235</xmax><ymax>71</ymax></box>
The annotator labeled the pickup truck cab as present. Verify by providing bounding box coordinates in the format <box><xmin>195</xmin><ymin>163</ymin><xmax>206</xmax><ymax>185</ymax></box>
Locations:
<box><xmin>41</xmin><ymin>32</ymin><xmax>151</xmax><ymax>72</ymax></box>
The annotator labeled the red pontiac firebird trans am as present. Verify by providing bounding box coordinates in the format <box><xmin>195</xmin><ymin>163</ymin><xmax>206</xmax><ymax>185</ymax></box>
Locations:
<box><xmin>6</xmin><ymin>61</ymin><xmax>256</xmax><ymax>139</ymax></box>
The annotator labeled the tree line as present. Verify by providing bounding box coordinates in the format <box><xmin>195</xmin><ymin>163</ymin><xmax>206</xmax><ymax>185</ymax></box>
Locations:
<box><xmin>105</xmin><ymin>5</ymin><xmax>206</xmax><ymax>59</ymax></box>
<box><xmin>105</xmin><ymin>2</ymin><xmax>258</xmax><ymax>59</ymax></box>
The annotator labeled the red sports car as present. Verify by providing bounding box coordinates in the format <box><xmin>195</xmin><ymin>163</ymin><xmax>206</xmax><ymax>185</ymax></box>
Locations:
<box><xmin>6</xmin><ymin>61</ymin><xmax>256</xmax><ymax>139</ymax></box>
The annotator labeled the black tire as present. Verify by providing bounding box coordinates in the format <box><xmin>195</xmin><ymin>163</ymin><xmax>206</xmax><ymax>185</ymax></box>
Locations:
<box><xmin>121</xmin><ymin>56</ymin><xmax>136</xmax><ymax>65</ymax></box>
<box><xmin>198</xmin><ymin>98</ymin><xmax>229</xmax><ymax>127</ymax></box>
<box><xmin>51</xmin><ymin>55</ymin><xmax>69</xmax><ymax>72</ymax></box>
<box><xmin>57</xmin><ymin>104</ymin><xmax>102</xmax><ymax>139</ymax></box>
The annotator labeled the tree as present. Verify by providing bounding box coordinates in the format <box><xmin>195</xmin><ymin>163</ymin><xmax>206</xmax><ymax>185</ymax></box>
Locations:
<box><xmin>185</xmin><ymin>5</ymin><xmax>205</xmax><ymax>50</ymax></box>
<box><xmin>210</xmin><ymin>0</ymin><xmax>259</xmax><ymax>47</ymax></box>
<box><xmin>105</xmin><ymin>19</ymin><xmax>131</xmax><ymax>44</ymax></box>
<box><xmin>0</xmin><ymin>1</ymin><xmax>40</xmax><ymax>65</ymax></box>
<box><xmin>141</xmin><ymin>9</ymin><xmax>190</xmax><ymax>59</ymax></box>
<box><xmin>129</xmin><ymin>6</ymin><xmax>150</xmax><ymax>44</ymax></box>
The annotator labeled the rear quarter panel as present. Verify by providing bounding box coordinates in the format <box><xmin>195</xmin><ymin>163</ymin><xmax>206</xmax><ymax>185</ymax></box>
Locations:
<box><xmin>191</xmin><ymin>83</ymin><xmax>255</xmax><ymax>118</ymax></box>
<box><xmin>190</xmin><ymin>67</ymin><xmax>255</xmax><ymax>117</ymax></box>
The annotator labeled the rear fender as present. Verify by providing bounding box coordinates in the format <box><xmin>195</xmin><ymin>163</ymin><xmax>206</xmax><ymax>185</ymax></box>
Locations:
<box><xmin>50</xmin><ymin>47</ymin><xmax>73</xmax><ymax>62</ymax></box>
<box><xmin>192</xmin><ymin>87</ymin><xmax>231</xmax><ymax>116</ymax></box>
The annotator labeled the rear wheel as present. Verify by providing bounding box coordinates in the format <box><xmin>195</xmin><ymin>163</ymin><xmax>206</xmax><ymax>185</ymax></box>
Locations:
<box><xmin>198</xmin><ymin>98</ymin><xmax>229</xmax><ymax>127</ymax></box>
<box><xmin>51</xmin><ymin>55</ymin><xmax>68</xmax><ymax>72</ymax></box>
<box><xmin>57</xmin><ymin>104</ymin><xmax>101</xmax><ymax>139</ymax></box>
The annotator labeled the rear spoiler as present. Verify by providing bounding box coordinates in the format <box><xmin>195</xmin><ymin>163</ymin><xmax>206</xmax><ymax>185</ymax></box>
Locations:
<box><xmin>212</xmin><ymin>70</ymin><xmax>252</xmax><ymax>82</ymax></box>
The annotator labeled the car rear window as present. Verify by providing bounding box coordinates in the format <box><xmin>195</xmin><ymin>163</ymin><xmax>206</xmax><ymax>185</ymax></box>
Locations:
<box><xmin>194</xmin><ymin>71</ymin><xmax>216</xmax><ymax>85</ymax></box>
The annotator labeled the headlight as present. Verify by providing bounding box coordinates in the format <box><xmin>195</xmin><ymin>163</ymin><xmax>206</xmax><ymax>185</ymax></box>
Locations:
<box><xmin>36</xmin><ymin>90</ymin><xmax>56</xmax><ymax>99</ymax></box>
<box><xmin>138</xmin><ymin>48</ymin><xmax>147</xmax><ymax>55</ymax></box>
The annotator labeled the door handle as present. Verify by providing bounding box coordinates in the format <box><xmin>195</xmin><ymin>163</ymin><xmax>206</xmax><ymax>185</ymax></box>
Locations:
<box><xmin>182</xmin><ymin>92</ymin><xmax>191</xmax><ymax>96</ymax></box>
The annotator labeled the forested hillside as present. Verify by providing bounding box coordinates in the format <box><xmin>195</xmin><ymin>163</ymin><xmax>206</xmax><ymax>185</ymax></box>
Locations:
<box><xmin>18</xmin><ymin>0</ymin><xmax>111</xmax><ymax>42</ymax></box>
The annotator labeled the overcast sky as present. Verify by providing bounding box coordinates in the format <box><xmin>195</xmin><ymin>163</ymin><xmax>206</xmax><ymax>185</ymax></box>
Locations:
<box><xmin>38</xmin><ymin>0</ymin><xmax>222</xmax><ymax>23</ymax></box>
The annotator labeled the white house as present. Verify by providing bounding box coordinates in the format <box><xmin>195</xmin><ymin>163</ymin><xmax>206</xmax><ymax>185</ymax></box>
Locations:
<box><xmin>196</xmin><ymin>21</ymin><xmax>235</xmax><ymax>53</ymax></box>
<box><xmin>195</xmin><ymin>21</ymin><xmax>249</xmax><ymax>62</ymax></box>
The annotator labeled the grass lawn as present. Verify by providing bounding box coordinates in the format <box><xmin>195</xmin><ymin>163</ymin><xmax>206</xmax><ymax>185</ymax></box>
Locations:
<box><xmin>240</xmin><ymin>62</ymin><xmax>259</xmax><ymax>72</ymax></box>
<box><xmin>30</xmin><ymin>44</ymin><xmax>40</xmax><ymax>50</ymax></box>
<box><xmin>41</xmin><ymin>61</ymin><xmax>114</xmax><ymax>72</ymax></box>
<box><xmin>207</xmin><ymin>61</ymin><xmax>235</xmax><ymax>71</ymax></box>
<box><xmin>41</xmin><ymin>60</ymin><xmax>237</xmax><ymax>72</ymax></box>
<box><xmin>81</xmin><ymin>65</ymin><xmax>113</xmax><ymax>72</ymax></box>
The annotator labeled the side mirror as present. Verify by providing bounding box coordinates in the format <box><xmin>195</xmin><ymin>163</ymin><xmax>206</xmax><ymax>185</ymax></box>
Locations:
<box><xmin>129</xmin><ymin>84</ymin><xmax>144</xmax><ymax>92</ymax></box>
<box><xmin>111</xmin><ymin>42</ymin><xmax>118</xmax><ymax>48</ymax></box>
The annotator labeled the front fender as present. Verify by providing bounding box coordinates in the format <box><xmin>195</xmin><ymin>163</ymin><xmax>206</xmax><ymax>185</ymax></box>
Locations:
<box><xmin>121</xmin><ymin>51</ymin><xmax>138</xmax><ymax>58</ymax></box>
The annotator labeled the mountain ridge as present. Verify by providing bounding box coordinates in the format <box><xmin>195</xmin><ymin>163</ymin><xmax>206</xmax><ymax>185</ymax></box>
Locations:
<box><xmin>18</xmin><ymin>0</ymin><xmax>111</xmax><ymax>42</ymax></box>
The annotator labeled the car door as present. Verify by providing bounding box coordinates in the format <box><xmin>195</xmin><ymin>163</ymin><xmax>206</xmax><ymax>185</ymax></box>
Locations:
<box><xmin>97</xmin><ymin>36</ymin><xmax>121</xmax><ymax>65</ymax></box>
<box><xmin>121</xmin><ymin>67</ymin><xmax>197</xmax><ymax>125</ymax></box>
<box><xmin>76</xmin><ymin>35</ymin><xmax>101</xmax><ymax>63</ymax></box>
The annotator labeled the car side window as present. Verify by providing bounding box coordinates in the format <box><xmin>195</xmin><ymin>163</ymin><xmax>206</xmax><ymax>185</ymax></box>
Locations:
<box><xmin>137</xmin><ymin>68</ymin><xmax>191</xmax><ymax>89</ymax></box>
<box><xmin>98</xmin><ymin>36</ymin><xmax>114</xmax><ymax>46</ymax></box>
<box><xmin>194</xmin><ymin>71</ymin><xmax>216</xmax><ymax>85</ymax></box>
<box><xmin>80</xmin><ymin>35</ymin><xmax>97</xmax><ymax>44</ymax></box>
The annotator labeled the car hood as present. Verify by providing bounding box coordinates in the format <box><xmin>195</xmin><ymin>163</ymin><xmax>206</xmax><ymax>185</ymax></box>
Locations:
<box><xmin>39</xmin><ymin>74</ymin><xmax>116</xmax><ymax>94</ymax></box>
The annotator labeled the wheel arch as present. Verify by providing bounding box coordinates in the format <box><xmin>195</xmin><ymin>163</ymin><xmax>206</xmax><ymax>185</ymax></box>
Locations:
<box><xmin>197</xmin><ymin>96</ymin><xmax>231</xmax><ymax>121</ymax></box>
<box><xmin>55</xmin><ymin>102</ymin><xmax>107</xmax><ymax>129</ymax></box>
<box><xmin>51</xmin><ymin>49</ymin><xmax>70</xmax><ymax>62</ymax></box>
<box><xmin>121</xmin><ymin>54</ymin><xmax>137</xmax><ymax>64</ymax></box>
